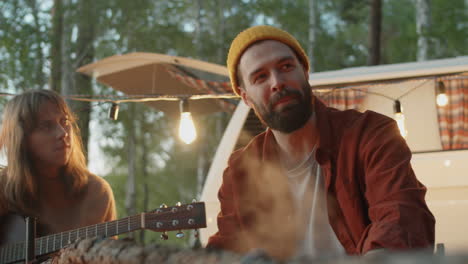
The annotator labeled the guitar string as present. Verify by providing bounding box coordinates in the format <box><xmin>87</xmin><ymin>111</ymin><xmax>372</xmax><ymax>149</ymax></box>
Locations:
<box><xmin>2</xmin><ymin>205</ymin><xmax>201</xmax><ymax>261</ymax></box>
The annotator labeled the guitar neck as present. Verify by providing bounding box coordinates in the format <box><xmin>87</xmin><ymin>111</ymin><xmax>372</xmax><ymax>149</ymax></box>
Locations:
<box><xmin>0</xmin><ymin>214</ymin><xmax>145</xmax><ymax>264</ymax></box>
<box><xmin>0</xmin><ymin>202</ymin><xmax>206</xmax><ymax>264</ymax></box>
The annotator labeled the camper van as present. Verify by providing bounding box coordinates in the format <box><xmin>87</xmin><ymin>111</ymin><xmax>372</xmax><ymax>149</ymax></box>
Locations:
<box><xmin>200</xmin><ymin>56</ymin><xmax>468</xmax><ymax>254</ymax></box>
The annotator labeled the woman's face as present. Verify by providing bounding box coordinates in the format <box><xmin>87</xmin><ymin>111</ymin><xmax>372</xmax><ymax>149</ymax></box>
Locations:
<box><xmin>26</xmin><ymin>102</ymin><xmax>72</xmax><ymax>173</ymax></box>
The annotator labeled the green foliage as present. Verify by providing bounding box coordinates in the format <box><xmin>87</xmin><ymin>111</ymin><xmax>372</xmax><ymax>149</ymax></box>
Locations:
<box><xmin>431</xmin><ymin>0</ymin><xmax>468</xmax><ymax>57</ymax></box>
<box><xmin>0</xmin><ymin>0</ymin><xmax>49</xmax><ymax>91</ymax></box>
<box><xmin>381</xmin><ymin>0</ymin><xmax>417</xmax><ymax>63</ymax></box>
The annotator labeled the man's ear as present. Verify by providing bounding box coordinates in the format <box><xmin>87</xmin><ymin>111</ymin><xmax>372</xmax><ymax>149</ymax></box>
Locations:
<box><xmin>239</xmin><ymin>87</ymin><xmax>252</xmax><ymax>108</ymax></box>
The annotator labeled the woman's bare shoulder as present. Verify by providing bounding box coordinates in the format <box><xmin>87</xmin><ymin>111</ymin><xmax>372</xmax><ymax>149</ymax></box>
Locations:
<box><xmin>75</xmin><ymin>173</ymin><xmax>116</xmax><ymax>223</ymax></box>
<box><xmin>83</xmin><ymin>173</ymin><xmax>114</xmax><ymax>202</ymax></box>
<box><xmin>86</xmin><ymin>173</ymin><xmax>112</xmax><ymax>191</ymax></box>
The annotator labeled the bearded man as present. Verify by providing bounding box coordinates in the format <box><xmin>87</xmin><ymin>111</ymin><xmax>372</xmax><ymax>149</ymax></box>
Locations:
<box><xmin>206</xmin><ymin>25</ymin><xmax>435</xmax><ymax>260</ymax></box>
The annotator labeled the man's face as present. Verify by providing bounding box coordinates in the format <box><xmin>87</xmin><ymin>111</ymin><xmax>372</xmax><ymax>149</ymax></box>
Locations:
<box><xmin>238</xmin><ymin>40</ymin><xmax>312</xmax><ymax>133</ymax></box>
<box><xmin>26</xmin><ymin>102</ymin><xmax>72</xmax><ymax>173</ymax></box>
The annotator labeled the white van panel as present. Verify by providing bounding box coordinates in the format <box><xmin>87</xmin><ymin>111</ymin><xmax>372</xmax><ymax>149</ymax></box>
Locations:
<box><xmin>200</xmin><ymin>102</ymin><xmax>250</xmax><ymax>244</ymax></box>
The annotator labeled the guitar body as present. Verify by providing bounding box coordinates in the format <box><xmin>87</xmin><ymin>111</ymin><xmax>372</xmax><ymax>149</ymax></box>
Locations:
<box><xmin>0</xmin><ymin>214</ymin><xmax>25</xmax><ymax>246</ymax></box>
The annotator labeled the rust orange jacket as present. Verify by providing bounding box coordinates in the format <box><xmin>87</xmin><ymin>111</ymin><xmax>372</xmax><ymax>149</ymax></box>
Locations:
<box><xmin>207</xmin><ymin>97</ymin><xmax>435</xmax><ymax>259</ymax></box>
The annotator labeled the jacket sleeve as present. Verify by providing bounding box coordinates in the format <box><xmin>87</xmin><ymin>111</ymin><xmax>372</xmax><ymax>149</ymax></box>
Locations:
<box><xmin>358</xmin><ymin>114</ymin><xmax>435</xmax><ymax>253</ymax></box>
<box><xmin>206</xmin><ymin>164</ymin><xmax>248</xmax><ymax>253</ymax></box>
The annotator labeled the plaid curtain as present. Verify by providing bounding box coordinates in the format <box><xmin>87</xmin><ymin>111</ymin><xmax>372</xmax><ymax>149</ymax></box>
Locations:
<box><xmin>315</xmin><ymin>88</ymin><xmax>367</xmax><ymax>111</ymax></box>
<box><xmin>436</xmin><ymin>78</ymin><xmax>468</xmax><ymax>150</ymax></box>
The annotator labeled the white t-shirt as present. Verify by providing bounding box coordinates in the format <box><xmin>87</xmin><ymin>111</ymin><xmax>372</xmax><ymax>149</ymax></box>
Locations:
<box><xmin>284</xmin><ymin>147</ymin><xmax>345</xmax><ymax>259</ymax></box>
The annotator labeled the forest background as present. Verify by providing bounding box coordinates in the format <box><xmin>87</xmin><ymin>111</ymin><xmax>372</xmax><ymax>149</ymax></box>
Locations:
<box><xmin>0</xmin><ymin>0</ymin><xmax>467</xmax><ymax>246</ymax></box>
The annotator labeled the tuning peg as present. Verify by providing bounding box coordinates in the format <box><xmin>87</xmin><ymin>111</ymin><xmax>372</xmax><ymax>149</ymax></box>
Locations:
<box><xmin>160</xmin><ymin>232</ymin><xmax>168</xmax><ymax>240</ymax></box>
<box><xmin>176</xmin><ymin>201</ymin><xmax>182</xmax><ymax>206</ymax></box>
<box><xmin>156</xmin><ymin>203</ymin><xmax>167</xmax><ymax>213</ymax></box>
<box><xmin>192</xmin><ymin>198</ymin><xmax>197</xmax><ymax>203</ymax></box>
<box><xmin>176</xmin><ymin>230</ymin><xmax>185</xmax><ymax>238</ymax></box>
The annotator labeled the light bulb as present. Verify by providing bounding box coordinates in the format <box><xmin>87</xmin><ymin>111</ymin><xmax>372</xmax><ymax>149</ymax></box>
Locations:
<box><xmin>179</xmin><ymin>112</ymin><xmax>197</xmax><ymax>144</ymax></box>
<box><xmin>108</xmin><ymin>103</ymin><xmax>119</xmax><ymax>120</ymax></box>
<box><xmin>436</xmin><ymin>93</ymin><xmax>448</xmax><ymax>107</ymax></box>
<box><xmin>394</xmin><ymin>112</ymin><xmax>407</xmax><ymax>138</ymax></box>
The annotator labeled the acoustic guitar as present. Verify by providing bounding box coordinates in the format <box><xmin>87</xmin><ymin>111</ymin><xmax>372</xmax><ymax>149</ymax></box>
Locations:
<box><xmin>0</xmin><ymin>202</ymin><xmax>206</xmax><ymax>264</ymax></box>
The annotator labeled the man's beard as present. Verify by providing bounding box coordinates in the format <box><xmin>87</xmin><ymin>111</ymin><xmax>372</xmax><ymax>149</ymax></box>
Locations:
<box><xmin>250</xmin><ymin>83</ymin><xmax>313</xmax><ymax>133</ymax></box>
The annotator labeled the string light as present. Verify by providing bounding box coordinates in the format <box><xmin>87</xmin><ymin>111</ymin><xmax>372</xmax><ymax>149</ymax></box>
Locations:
<box><xmin>436</xmin><ymin>81</ymin><xmax>448</xmax><ymax>107</ymax></box>
<box><xmin>178</xmin><ymin>99</ymin><xmax>197</xmax><ymax>144</ymax></box>
<box><xmin>0</xmin><ymin>73</ymin><xmax>462</xmax><ymax>142</ymax></box>
<box><xmin>393</xmin><ymin>100</ymin><xmax>407</xmax><ymax>138</ymax></box>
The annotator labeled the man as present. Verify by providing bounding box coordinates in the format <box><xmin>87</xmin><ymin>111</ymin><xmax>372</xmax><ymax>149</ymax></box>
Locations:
<box><xmin>0</xmin><ymin>89</ymin><xmax>116</xmax><ymax>246</ymax></box>
<box><xmin>207</xmin><ymin>25</ymin><xmax>435</xmax><ymax>260</ymax></box>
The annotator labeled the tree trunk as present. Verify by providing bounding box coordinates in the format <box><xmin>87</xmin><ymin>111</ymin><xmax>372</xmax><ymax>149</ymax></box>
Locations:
<box><xmin>60</xmin><ymin>0</ymin><xmax>73</xmax><ymax>98</ymax></box>
<box><xmin>216</xmin><ymin>0</ymin><xmax>225</xmax><ymax>65</ymax></box>
<box><xmin>25</xmin><ymin>0</ymin><xmax>46</xmax><ymax>89</ymax></box>
<box><xmin>415</xmin><ymin>0</ymin><xmax>431</xmax><ymax>61</ymax></box>
<box><xmin>125</xmin><ymin>104</ymin><xmax>137</xmax><ymax>239</ymax></box>
<box><xmin>308</xmin><ymin>0</ymin><xmax>316</xmax><ymax>73</ymax></box>
<box><xmin>50</xmin><ymin>0</ymin><xmax>63</xmax><ymax>93</ymax></box>
<box><xmin>367</xmin><ymin>0</ymin><xmax>382</xmax><ymax>65</ymax></box>
<box><xmin>139</xmin><ymin>111</ymin><xmax>149</xmax><ymax>243</ymax></box>
<box><xmin>194</xmin><ymin>0</ymin><xmax>203</xmax><ymax>58</ymax></box>
<box><xmin>72</xmin><ymin>0</ymin><xmax>95</xmax><ymax>156</ymax></box>
<box><xmin>194</xmin><ymin>0</ymin><xmax>207</xmax><ymax>205</ymax></box>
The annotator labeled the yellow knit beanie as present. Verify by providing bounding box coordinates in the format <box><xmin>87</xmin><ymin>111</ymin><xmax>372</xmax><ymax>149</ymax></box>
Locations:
<box><xmin>227</xmin><ymin>25</ymin><xmax>310</xmax><ymax>96</ymax></box>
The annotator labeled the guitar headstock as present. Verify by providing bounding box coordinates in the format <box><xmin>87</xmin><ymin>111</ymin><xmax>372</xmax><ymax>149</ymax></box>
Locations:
<box><xmin>145</xmin><ymin>202</ymin><xmax>206</xmax><ymax>234</ymax></box>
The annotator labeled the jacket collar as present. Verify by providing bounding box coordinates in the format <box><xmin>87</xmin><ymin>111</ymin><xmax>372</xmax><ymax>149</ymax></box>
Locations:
<box><xmin>313</xmin><ymin>96</ymin><xmax>336</xmax><ymax>162</ymax></box>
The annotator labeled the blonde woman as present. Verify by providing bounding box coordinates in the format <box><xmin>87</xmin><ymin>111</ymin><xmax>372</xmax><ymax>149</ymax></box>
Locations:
<box><xmin>0</xmin><ymin>89</ymin><xmax>116</xmax><ymax>244</ymax></box>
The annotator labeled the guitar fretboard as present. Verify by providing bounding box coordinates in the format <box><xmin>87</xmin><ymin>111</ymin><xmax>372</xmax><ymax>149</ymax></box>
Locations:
<box><xmin>0</xmin><ymin>202</ymin><xmax>206</xmax><ymax>264</ymax></box>
<box><xmin>0</xmin><ymin>214</ymin><xmax>144</xmax><ymax>264</ymax></box>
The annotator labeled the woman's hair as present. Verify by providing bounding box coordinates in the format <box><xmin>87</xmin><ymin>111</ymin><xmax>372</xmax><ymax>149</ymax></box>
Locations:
<box><xmin>0</xmin><ymin>89</ymin><xmax>89</xmax><ymax>215</ymax></box>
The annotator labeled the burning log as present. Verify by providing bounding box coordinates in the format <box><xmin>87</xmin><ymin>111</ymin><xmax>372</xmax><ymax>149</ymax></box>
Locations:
<box><xmin>43</xmin><ymin>238</ymin><xmax>464</xmax><ymax>264</ymax></box>
<box><xmin>44</xmin><ymin>238</ymin><xmax>240</xmax><ymax>264</ymax></box>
